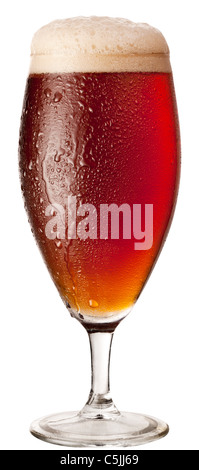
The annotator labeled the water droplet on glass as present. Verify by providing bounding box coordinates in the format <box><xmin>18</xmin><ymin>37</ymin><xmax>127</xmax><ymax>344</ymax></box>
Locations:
<box><xmin>89</xmin><ymin>299</ymin><xmax>99</xmax><ymax>308</ymax></box>
<box><xmin>54</xmin><ymin>92</ymin><xmax>62</xmax><ymax>103</ymax></box>
<box><xmin>78</xmin><ymin>101</ymin><xmax>84</xmax><ymax>109</ymax></box>
<box><xmin>44</xmin><ymin>88</ymin><xmax>51</xmax><ymax>98</ymax></box>
<box><xmin>50</xmin><ymin>208</ymin><xmax>56</xmax><ymax>216</ymax></box>
<box><xmin>28</xmin><ymin>160</ymin><xmax>33</xmax><ymax>170</ymax></box>
<box><xmin>54</xmin><ymin>153</ymin><xmax>61</xmax><ymax>162</ymax></box>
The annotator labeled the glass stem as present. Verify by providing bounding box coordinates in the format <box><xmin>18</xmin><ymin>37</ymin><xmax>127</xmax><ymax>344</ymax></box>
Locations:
<box><xmin>80</xmin><ymin>331</ymin><xmax>120</xmax><ymax>419</ymax></box>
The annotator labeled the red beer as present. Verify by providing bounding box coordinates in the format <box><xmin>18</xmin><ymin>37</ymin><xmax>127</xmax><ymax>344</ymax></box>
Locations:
<box><xmin>19</xmin><ymin>71</ymin><xmax>180</xmax><ymax>320</ymax></box>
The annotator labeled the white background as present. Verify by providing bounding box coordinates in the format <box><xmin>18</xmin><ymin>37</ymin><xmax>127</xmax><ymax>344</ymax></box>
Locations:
<box><xmin>0</xmin><ymin>0</ymin><xmax>198</xmax><ymax>451</ymax></box>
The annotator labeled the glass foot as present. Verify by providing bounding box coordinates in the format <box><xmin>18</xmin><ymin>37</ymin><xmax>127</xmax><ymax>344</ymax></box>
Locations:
<box><xmin>30</xmin><ymin>411</ymin><xmax>169</xmax><ymax>447</ymax></box>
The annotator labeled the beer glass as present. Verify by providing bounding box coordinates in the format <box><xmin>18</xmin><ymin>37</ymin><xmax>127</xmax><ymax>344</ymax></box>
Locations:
<box><xmin>19</xmin><ymin>17</ymin><xmax>180</xmax><ymax>446</ymax></box>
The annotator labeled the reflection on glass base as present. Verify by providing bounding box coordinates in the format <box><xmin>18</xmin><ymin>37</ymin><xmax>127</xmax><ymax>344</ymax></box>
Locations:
<box><xmin>71</xmin><ymin>307</ymin><xmax>132</xmax><ymax>333</ymax></box>
<box><xmin>30</xmin><ymin>411</ymin><xmax>169</xmax><ymax>447</ymax></box>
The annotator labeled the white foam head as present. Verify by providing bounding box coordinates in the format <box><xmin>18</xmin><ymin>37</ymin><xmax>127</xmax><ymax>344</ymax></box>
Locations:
<box><xmin>30</xmin><ymin>16</ymin><xmax>171</xmax><ymax>74</ymax></box>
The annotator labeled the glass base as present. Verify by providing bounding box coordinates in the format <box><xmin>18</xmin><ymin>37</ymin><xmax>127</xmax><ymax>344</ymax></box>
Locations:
<box><xmin>30</xmin><ymin>411</ymin><xmax>169</xmax><ymax>447</ymax></box>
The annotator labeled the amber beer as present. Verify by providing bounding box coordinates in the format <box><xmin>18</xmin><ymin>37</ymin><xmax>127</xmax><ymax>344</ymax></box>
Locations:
<box><xmin>19</xmin><ymin>18</ymin><xmax>180</xmax><ymax>322</ymax></box>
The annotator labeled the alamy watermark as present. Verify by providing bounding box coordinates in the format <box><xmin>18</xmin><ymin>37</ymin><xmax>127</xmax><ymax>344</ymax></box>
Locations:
<box><xmin>45</xmin><ymin>196</ymin><xmax>153</xmax><ymax>250</ymax></box>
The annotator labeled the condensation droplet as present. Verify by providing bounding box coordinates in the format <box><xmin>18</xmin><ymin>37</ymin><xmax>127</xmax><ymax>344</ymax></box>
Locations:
<box><xmin>54</xmin><ymin>153</ymin><xmax>61</xmax><ymax>162</ymax></box>
<box><xmin>78</xmin><ymin>101</ymin><xmax>84</xmax><ymax>109</ymax></box>
<box><xmin>44</xmin><ymin>88</ymin><xmax>51</xmax><ymax>98</ymax></box>
<box><xmin>28</xmin><ymin>160</ymin><xmax>33</xmax><ymax>170</ymax></box>
<box><xmin>54</xmin><ymin>92</ymin><xmax>62</xmax><ymax>103</ymax></box>
<box><xmin>50</xmin><ymin>208</ymin><xmax>56</xmax><ymax>216</ymax></box>
<box><xmin>89</xmin><ymin>299</ymin><xmax>99</xmax><ymax>308</ymax></box>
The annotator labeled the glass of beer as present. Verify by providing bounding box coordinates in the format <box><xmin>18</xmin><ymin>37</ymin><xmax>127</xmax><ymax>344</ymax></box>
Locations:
<box><xmin>19</xmin><ymin>17</ymin><xmax>180</xmax><ymax>446</ymax></box>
